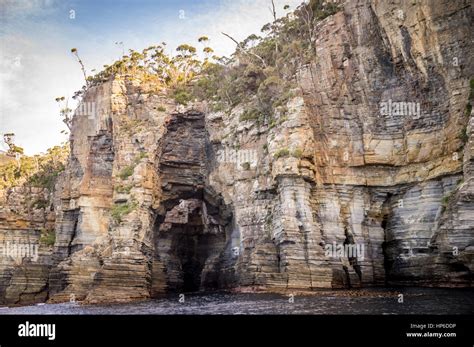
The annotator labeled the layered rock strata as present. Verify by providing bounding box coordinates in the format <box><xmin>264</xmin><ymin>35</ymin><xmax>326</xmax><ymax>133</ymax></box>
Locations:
<box><xmin>0</xmin><ymin>0</ymin><xmax>472</xmax><ymax>305</ymax></box>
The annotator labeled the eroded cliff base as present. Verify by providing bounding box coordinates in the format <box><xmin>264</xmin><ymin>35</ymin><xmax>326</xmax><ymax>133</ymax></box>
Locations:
<box><xmin>1</xmin><ymin>0</ymin><xmax>473</xmax><ymax>306</ymax></box>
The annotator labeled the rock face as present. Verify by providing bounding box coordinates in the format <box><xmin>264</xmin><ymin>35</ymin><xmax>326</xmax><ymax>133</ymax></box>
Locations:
<box><xmin>0</xmin><ymin>185</ymin><xmax>56</xmax><ymax>305</ymax></box>
<box><xmin>0</xmin><ymin>0</ymin><xmax>472</xmax><ymax>305</ymax></box>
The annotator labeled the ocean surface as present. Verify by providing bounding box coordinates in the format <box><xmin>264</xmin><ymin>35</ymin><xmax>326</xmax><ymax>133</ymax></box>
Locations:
<box><xmin>1</xmin><ymin>288</ymin><xmax>473</xmax><ymax>315</ymax></box>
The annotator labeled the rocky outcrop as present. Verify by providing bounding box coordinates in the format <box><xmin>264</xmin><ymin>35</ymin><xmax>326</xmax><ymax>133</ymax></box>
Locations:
<box><xmin>202</xmin><ymin>0</ymin><xmax>473</xmax><ymax>290</ymax></box>
<box><xmin>0</xmin><ymin>0</ymin><xmax>472</xmax><ymax>305</ymax></box>
<box><xmin>0</xmin><ymin>185</ymin><xmax>56</xmax><ymax>305</ymax></box>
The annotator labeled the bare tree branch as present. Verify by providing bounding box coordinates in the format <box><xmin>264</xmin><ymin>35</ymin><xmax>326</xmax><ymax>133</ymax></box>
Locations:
<box><xmin>71</xmin><ymin>49</ymin><xmax>89</xmax><ymax>87</ymax></box>
<box><xmin>270</xmin><ymin>0</ymin><xmax>279</xmax><ymax>53</ymax></box>
<box><xmin>300</xmin><ymin>4</ymin><xmax>314</xmax><ymax>45</ymax></box>
<box><xmin>271</xmin><ymin>0</ymin><xmax>277</xmax><ymax>21</ymax></box>
<box><xmin>221</xmin><ymin>32</ymin><xmax>267</xmax><ymax>68</ymax></box>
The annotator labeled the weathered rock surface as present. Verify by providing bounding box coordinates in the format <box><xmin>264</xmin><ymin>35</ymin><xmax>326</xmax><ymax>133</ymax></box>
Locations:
<box><xmin>0</xmin><ymin>0</ymin><xmax>472</xmax><ymax>305</ymax></box>
<box><xmin>0</xmin><ymin>185</ymin><xmax>56</xmax><ymax>305</ymax></box>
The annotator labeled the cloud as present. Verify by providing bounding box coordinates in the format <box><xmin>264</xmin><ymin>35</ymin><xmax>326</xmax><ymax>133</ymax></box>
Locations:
<box><xmin>154</xmin><ymin>0</ymin><xmax>303</xmax><ymax>58</ymax></box>
<box><xmin>0</xmin><ymin>0</ymin><xmax>305</xmax><ymax>155</ymax></box>
<box><xmin>0</xmin><ymin>0</ymin><xmax>57</xmax><ymax>17</ymax></box>
<box><xmin>0</xmin><ymin>32</ymin><xmax>80</xmax><ymax>154</ymax></box>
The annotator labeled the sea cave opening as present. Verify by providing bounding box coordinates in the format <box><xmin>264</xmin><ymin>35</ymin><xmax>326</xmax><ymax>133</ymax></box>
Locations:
<box><xmin>150</xmin><ymin>111</ymin><xmax>234</xmax><ymax>295</ymax></box>
<box><xmin>151</xmin><ymin>192</ymin><xmax>232</xmax><ymax>294</ymax></box>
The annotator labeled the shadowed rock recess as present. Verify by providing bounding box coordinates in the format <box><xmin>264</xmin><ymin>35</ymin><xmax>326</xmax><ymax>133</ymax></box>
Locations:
<box><xmin>0</xmin><ymin>0</ymin><xmax>473</xmax><ymax>305</ymax></box>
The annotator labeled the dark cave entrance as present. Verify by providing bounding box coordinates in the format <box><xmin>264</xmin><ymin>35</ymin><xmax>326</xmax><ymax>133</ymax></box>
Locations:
<box><xmin>152</xmin><ymin>196</ymin><xmax>229</xmax><ymax>294</ymax></box>
<box><xmin>179</xmin><ymin>234</ymin><xmax>202</xmax><ymax>292</ymax></box>
<box><xmin>150</xmin><ymin>111</ymin><xmax>234</xmax><ymax>295</ymax></box>
<box><xmin>176</xmin><ymin>232</ymin><xmax>222</xmax><ymax>292</ymax></box>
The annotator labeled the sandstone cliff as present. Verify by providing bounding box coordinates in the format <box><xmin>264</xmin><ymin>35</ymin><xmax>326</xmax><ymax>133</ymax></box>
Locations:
<box><xmin>0</xmin><ymin>0</ymin><xmax>472</xmax><ymax>305</ymax></box>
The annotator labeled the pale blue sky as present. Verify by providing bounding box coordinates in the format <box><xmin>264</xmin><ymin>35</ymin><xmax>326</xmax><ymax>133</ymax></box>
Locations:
<box><xmin>0</xmin><ymin>0</ymin><xmax>303</xmax><ymax>154</ymax></box>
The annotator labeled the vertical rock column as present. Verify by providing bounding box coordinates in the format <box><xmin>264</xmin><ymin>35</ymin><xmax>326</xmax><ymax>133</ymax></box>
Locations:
<box><xmin>273</xmin><ymin>177</ymin><xmax>332</xmax><ymax>289</ymax></box>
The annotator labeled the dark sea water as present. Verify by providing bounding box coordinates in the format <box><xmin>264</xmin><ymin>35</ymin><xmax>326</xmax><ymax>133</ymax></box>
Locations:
<box><xmin>1</xmin><ymin>288</ymin><xmax>473</xmax><ymax>315</ymax></box>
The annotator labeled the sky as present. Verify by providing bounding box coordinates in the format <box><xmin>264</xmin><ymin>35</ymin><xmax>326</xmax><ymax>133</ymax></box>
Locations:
<box><xmin>0</xmin><ymin>0</ymin><xmax>304</xmax><ymax>155</ymax></box>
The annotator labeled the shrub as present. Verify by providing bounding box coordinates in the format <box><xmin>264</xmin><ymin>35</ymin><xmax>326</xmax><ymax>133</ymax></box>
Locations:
<box><xmin>173</xmin><ymin>88</ymin><xmax>192</xmax><ymax>105</ymax></box>
<box><xmin>240</xmin><ymin>109</ymin><xmax>262</xmax><ymax>122</ymax></box>
<box><xmin>241</xmin><ymin>162</ymin><xmax>251</xmax><ymax>170</ymax></box>
<box><xmin>459</xmin><ymin>126</ymin><xmax>469</xmax><ymax>143</ymax></box>
<box><xmin>118</xmin><ymin>165</ymin><xmax>135</xmax><ymax>180</ymax></box>
<box><xmin>441</xmin><ymin>193</ymin><xmax>453</xmax><ymax>207</ymax></box>
<box><xmin>115</xmin><ymin>184</ymin><xmax>133</xmax><ymax>194</ymax></box>
<box><xmin>274</xmin><ymin>148</ymin><xmax>290</xmax><ymax>159</ymax></box>
<box><xmin>291</xmin><ymin>148</ymin><xmax>303</xmax><ymax>158</ymax></box>
<box><xmin>40</xmin><ymin>228</ymin><xmax>55</xmax><ymax>247</ymax></box>
<box><xmin>314</xmin><ymin>2</ymin><xmax>340</xmax><ymax>20</ymax></box>
<box><xmin>191</xmin><ymin>62</ymin><xmax>225</xmax><ymax>95</ymax></box>
<box><xmin>111</xmin><ymin>201</ymin><xmax>138</xmax><ymax>223</ymax></box>
<box><xmin>466</xmin><ymin>103</ymin><xmax>472</xmax><ymax>117</ymax></box>
<box><xmin>117</xmin><ymin>153</ymin><xmax>148</xmax><ymax>181</ymax></box>
<box><xmin>137</xmin><ymin>152</ymin><xmax>148</xmax><ymax>160</ymax></box>
<box><xmin>0</xmin><ymin>144</ymin><xmax>69</xmax><ymax>191</ymax></box>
